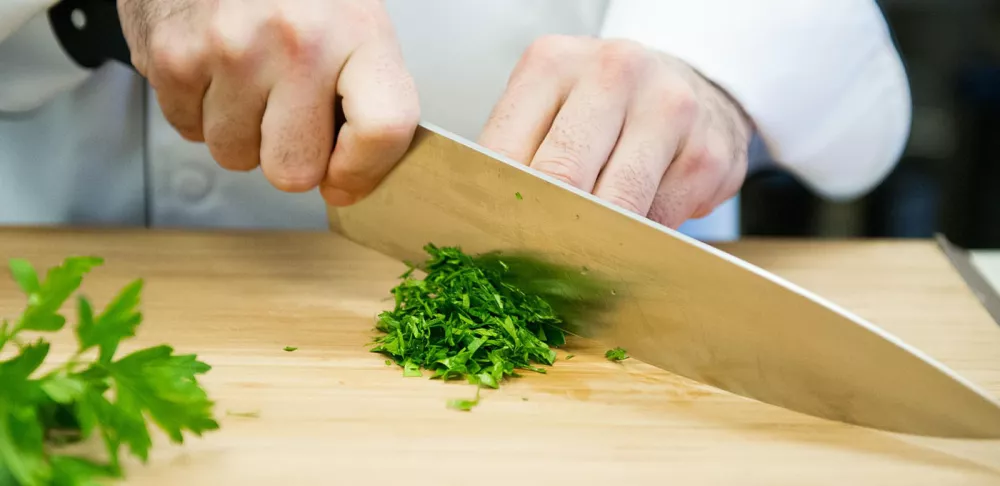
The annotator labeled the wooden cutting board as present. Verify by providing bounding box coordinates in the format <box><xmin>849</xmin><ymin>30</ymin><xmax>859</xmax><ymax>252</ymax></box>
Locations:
<box><xmin>1</xmin><ymin>228</ymin><xmax>998</xmax><ymax>485</ymax></box>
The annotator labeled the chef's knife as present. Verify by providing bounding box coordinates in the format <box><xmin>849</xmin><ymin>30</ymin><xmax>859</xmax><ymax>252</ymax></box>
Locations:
<box><xmin>330</xmin><ymin>123</ymin><xmax>1000</xmax><ymax>440</ymax></box>
<box><xmin>60</xmin><ymin>0</ymin><xmax>1000</xmax><ymax>439</ymax></box>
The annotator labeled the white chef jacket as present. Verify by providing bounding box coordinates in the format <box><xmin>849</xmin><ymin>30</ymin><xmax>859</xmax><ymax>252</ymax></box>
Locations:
<box><xmin>0</xmin><ymin>0</ymin><xmax>912</xmax><ymax>242</ymax></box>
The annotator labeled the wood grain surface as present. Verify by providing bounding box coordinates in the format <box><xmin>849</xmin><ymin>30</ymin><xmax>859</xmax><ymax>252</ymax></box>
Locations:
<box><xmin>1</xmin><ymin>228</ymin><xmax>999</xmax><ymax>485</ymax></box>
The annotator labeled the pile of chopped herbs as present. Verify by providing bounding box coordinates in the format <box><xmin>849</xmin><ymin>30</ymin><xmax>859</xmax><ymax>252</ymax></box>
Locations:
<box><xmin>0</xmin><ymin>257</ymin><xmax>218</xmax><ymax>486</ymax></box>
<box><xmin>371</xmin><ymin>244</ymin><xmax>570</xmax><ymax>396</ymax></box>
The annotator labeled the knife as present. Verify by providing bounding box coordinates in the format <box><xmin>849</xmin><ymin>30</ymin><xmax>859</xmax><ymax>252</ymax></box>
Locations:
<box><xmin>58</xmin><ymin>0</ymin><xmax>1000</xmax><ymax>439</ymax></box>
<box><xmin>331</xmin><ymin>123</ymin><xmax>1000</xmax><ymax>439</ymax></box>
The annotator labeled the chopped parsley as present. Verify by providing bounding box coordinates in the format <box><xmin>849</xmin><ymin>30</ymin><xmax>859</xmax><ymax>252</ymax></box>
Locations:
<box><xmin>605</xmin><ymin>347</ymin><xmax>629</xmax><ymax>362</ymax></box>
<box><xmin>446</xmin><ymin>386</ymin><xmax>481</xmax><ymax>412</ymax></box>
<box><xmin>225</xmin><ymin>410</ymin><xmax>260</xmax><ymax>418</ymax></box>
<box><xmin>371</xmin><ymin>244</ymin><xmax>568</xmax><ymax>404</ymax></box>
<box><xmin>283</xmin><ymin>346</ymin><xmax>298</xmax><ymax>352</ymax></box>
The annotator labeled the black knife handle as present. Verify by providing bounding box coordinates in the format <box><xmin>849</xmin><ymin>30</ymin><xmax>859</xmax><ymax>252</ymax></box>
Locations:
<box><xmin>48</xmin><ymin>0</ymin><xmax>136</xmax><ymax>72</ymax></box>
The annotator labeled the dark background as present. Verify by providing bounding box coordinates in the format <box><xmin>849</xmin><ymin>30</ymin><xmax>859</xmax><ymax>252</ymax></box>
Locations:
<box><xmin>740</xmin><ymin>0</ymin><xmax>1000</xmax><ymax>249</ymax></box>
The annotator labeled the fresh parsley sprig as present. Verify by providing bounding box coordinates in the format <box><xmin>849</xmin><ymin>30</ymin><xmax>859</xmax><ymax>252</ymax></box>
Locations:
<box><xmin>0</xmin><ymin>257</ymin><xmax>218</xmax><ymax>486</ymax></box>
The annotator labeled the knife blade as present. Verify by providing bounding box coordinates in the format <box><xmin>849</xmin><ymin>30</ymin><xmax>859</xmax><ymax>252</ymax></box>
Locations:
<box><xmin>331</xmin><ymin>122</ymin><xmax>1000</xmax><ymax>439</ymax></box>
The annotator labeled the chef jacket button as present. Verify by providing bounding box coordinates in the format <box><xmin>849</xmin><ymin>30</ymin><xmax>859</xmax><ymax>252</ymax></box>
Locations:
<box><xmin>172</xmin><ymin>165</ymin><xmax>214</xmax><ymax>203</ymax></box>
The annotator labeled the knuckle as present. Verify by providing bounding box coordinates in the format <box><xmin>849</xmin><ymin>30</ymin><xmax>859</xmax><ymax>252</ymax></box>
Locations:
<box><xmin>647</xmin><ymin>193</ymin><xmax>682</xmax><ymax>228</ymax></box>
<box><xmin>176</xmin><ymin>127</ymin><xmax>204</xmax><ymax>143</ymax></box>
<box><xmin>534</xmin><ymin>155</ymin><xmax>589</xmax><ymax>188</ymax></box>
<box><xmin>324</xmin><ymin>162</ymin><xmax>366</xmax><ymax>186</ymax></box>
<box><xmin>205</xmin><ymin>132</ymin><xmax>259</xmax><ymax>172</ymax></box>
<box><xmin>147</xmin><ymin>33</ymin><xmax>202</xmax><ymax>85</ymax></box>
<box><xmin>679</xmin><ymin>146</ymin><xmax>725</xmax><ymax>182</ymax></box>
<box><xmin>524</xmin><ymin>35</ymin><xmax>577</xmax><ymax>65</ymax></box>
<box><xmin>159</xmin><ymin>105</ymin><xmax>203</xmax><ymax>141</ymax></box>
<box><xmin>657</xmin><ymin>87</ymin><xmax>699</xmax><ymax>129</ymax></box>
<box><xmin>353</xmin><ymin>112</ymin><xmax>419</xmax><ymax>146</ymax></box>
<box><xmin>206</xmin><ymin>21</ymin><xmax>251</xmax><ymax>67</ymax></box>
<box><xmin>266</xmin><ymin>6</ymin><xmax>326</xmax><ymax>64</ymax></box>
<box><xmin>690</xmin><ymin>202</ymin><xmax>715</xmax><ymax>220</ymax></box>
<box><xmin>263</xmin><ymin>147</ymin><xmax>327</xmax><ymax>193</ymax></box>
<box><xmin>599</xmin><ymin>159</ymin><xmax>657</xmax><ymax>215</ymax></box>
<box><xmin>324</xmin><ymin>164</ymin><xmax>375</xmax><ymax>196</ymax></box>
<box><xmin>602</xmin><ymin>193</ymin><xmax>646</xmax><ymax>215</ymax></box>
<box><xmin>595</xmin><ymin>40</ymin><xmax>649</xmax><ymax>84</ymax></box>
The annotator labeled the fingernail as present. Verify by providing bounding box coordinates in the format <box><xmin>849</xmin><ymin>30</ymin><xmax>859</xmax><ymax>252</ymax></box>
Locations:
<box><xmin>322</xmin><ymin>187</ymin><xmax>357</xmax><ymax>207</ymax></box>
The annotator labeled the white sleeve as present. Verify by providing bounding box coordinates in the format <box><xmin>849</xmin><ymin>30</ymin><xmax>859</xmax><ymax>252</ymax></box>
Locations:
<box><xmin>0</xmin><ymin>0</ymin><xmax>92</xmax><ymax>112</ymax></box>
<box><xmin>600</xmin><ymin>0</ymin><xmax>912</xmax><ymax>201</ymax></box>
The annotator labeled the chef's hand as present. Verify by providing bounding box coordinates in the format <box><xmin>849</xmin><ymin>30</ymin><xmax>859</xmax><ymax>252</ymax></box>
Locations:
<box><xmin>118</xmin><ymin>0</ymin><xmax>419</xmax><ymax>206</ymax></box>
<box><xmin>479</xmin><ymin>36</ymin><xmax>752</xmax><ymax>229</ymax></box>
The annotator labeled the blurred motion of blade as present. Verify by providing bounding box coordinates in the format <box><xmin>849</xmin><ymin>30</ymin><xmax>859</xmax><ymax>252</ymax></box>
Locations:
<box><xmin>330</xmin><ymin>122</ymin><xmax>1000</xmax><ymax>439</ymax></box>
<box><xmin>470</xmin><ymin>250</ymin><xmax>618</xmax><ymax>337</ymax></box>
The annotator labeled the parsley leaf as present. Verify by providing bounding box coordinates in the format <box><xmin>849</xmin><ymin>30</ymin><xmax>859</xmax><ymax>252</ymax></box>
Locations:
<box><xmin>605</xmin><ymin>347</ymin><xmax>629</xmax><ymax>362</ymax></box>
<box><xmin>446</xmin><ymin>386</ymin><xmax>481</xmax><ymax>412</ymax></box>
<box><xmin>106</xmin><ymin>345</ymin><xmax>218</xmax><ymax>443</ymax></box>
<box><xmin>76</xmin><ymin>280</ymin><xmax>144</xmax><ymax>364</ymax></box>
<box><xmin>1</xmin><ymin>256</ymin><xmax>219</xmax><ymax>486</ymax></box>
<box><xmin>283</xmin><ymin>346</ymin><xmax>298</xmax><ymax>352</ymax></box>
<box><xmin>0</xmin><ymin>400</ymin><xmax>48</xmax><ymax>486</ymax></box>
<box><xmin>8</xmin><ymin>259</ymin><xmax>40</xmax><ymax>294</ymax></box>
<box><xmin>14</xmin><ymin>257</ymin><xmax>103</xmax><ymax>333</ymax></box>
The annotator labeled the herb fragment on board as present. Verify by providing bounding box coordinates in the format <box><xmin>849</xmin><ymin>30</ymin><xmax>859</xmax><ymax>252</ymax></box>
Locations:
<box><xmin>370</xmin><ymin>244</ymin><xmax>569</xmax><ymax>404</ymax></box>
<box><xmin>225</xmin><ymin>410</ymin><xmax>260</xmax><ymax>418</ymax></box>
<box><xmin>515</xmin><ymin>192</ymin><xmax>523</xmax><ymax>200</ymax></box>
<box><xmin>0</xmin><ymin>257</ymin><xmax>218</xmax><ymax>486</ymax></box>
<box><xmin>283</xmin><ymin>346</ymin><xmax>298</xmax><ymax>352</ymax></box>
<box><xmin>605</xmin><ymin>347</ymin><xmax>629</xmax><ymax>362</ymax></box>
<box><xmin>564</xmin><ymin>354</ymin><xmax>575</xmax><ymax>360</ymax></box>
<box><xmin>447</xmin><ymin>386</ymin><xmax>482</xmax><ymax>412</ymax></box>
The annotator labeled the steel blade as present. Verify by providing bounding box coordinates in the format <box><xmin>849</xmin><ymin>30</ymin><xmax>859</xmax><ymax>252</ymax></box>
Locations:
<box><xmin>329</xmin><ymin>122</ymin><xmax>1000</xmax><ymax>439</ymax></box>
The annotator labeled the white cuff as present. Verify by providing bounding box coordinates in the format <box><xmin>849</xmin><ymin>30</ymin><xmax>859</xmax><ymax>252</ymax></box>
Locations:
<box><xmin>0</xmin><ymin>4</ymin><xmax>91</xmax><ymax>112</ymax></box>
<box><xmin>600</xmin><ymin>0</ymin><xmax>912</xmax><ymax>200</ymax></box>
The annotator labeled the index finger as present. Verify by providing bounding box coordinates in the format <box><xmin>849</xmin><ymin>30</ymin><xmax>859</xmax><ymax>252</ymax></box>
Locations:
<box><xmin>320</xmin><ymin>39</ymin><xmax>420</xmax><ymax>207</ymax></box>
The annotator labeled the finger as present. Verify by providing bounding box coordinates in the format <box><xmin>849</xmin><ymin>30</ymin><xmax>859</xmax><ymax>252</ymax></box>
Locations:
<box><xmin>259</xmin><ymin>73</ymin><xmax>337</xmax><ymax>193</ymax></box>
<box><xmin>694</xmin><ymin>156</ymin><xmax>746</xmax><ymax>219</ymax></box>
<box><xmin>146</xmin><ymin>35</ymin><xmax>211</xmax><ymax>142</ymax></box>
<box><xmin>647</xmin><ymin>142</ymin><xmax>729</xmax><ymax>229</ymax></box>
<box><xmin>477</xmin><ymin>36</ymin><xmax>586</xmax><ymax>163</ymax></box>
<box><xmin>321</xmin><ymin>39</ymin><xmax>419</xmax><ymax>207</ymax></box>
<box><xmin>592</xmin><ymin>90</ymin><xmax>695</xmax><ymax>215</ymax></box>
<box><xmin>529</xmin><ymin>69</ymin><xmax>632</xmax><ymax>191</ymax></box>
<box><xmin>477</xmin><ymin>74</ymin><xmax>565</xmax><ymax>164</ymax></box>
<box><xmin>202</xmin><ymin>72</ymin><xmax>268</xmax><ymax>171</ymax></box>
